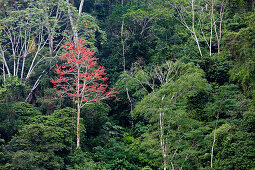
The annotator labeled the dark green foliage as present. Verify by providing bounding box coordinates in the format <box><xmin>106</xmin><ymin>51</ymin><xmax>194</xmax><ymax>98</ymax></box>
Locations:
<box><xmin>215</xmin><ymin>129</ymin><xmax>255</xmax><ymax>169</ymax></box>
<box><xmin>187</xmin><ymin>91</ymin><xmax>210</xmax><ymax>121</ymax></box>
<box><xmin>92</xmin><ymin>138</ymin><xmax>141</xmax><ymax>169</ymax></box>
<box><xmin>224</xmin><ymin>12</ymin><xmax>255</xmax><ymax>99</ymax></box>
<box><xmin>30</xmin><ymin>107</ymin><xmax>85</xmax><ymax>149</ymax></box>
<box><xmin>241</xmin><ymin>111</ymin><xmax>255</xmax><ymax>133</ymax></box>
<box><xmin>0</xmin><ymin>102</ymin><xmax>41</xmax><ymax>141</ymax></box>
<box><xmin>3</xmin><ymin>107</ymin><xmax>83</xmax><ymax>169</ymax></box>
<box><xmin>36</xmin><ymin>88</ymin><xmax>59</xmax><ymax>115</ymax></box>
<box><xmin>6</xmin><ymin>124</ymin><xmax>67</xmax><ymax>169</ymax></box>
<box><xmin>212</xmin><ymin>101</ymin><xmax>255</xmax><ymax>169</ymax></box>
<box><xmin>205</xmin><ymin>84</ymin><xmax>243</xmax><ymax>119</ymax></box>
<box><xmin>199</xmin><ymin>55</ymin><xmax>232</xmax><ymax>85</ymax></box>
<box><xmin>81</xmin><ymin>102</ymin><xmax>110</xmax><ymax>136</ymax></box>
<box><xmin>0</xmin><ymin>137</ymin><xmax>6</xmax><ymax>168</ymax></box>
<box><xmin>66</xmin><ymin>149</ymin><xmax>99</xmax><ymax>169</ymax></box>
<box><xmin>113</xmin><ymin>72</ymin><xmax>148</xmax><ymax>126</ymax></box>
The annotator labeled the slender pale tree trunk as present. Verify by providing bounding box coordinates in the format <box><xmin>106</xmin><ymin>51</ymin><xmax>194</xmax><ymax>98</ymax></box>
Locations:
<box><xmin>78</xmin><ymin>0</ymin><xmax>85</xmax><ymax>20</ymax></box>
<box><xmin>77</xmin><ymin>103</ymin><xmax>81</xmax><ymax>148</ymax></box>
<box><xmin>126</xmin><ymin>84</ymin><xmax>133</xmax><ymax>112</ymax></box>
<box><xmin>121</xmin><ymin>19</ymin><xmax>125</xmax><ymax>72</ymax></box>
<box><xmin>66</xmin><ymin>0</ymin><xmax>85</xmax><ymax>42</ymax></box>
<box><xmin>211</xmin><ymin>126</ymin><xmax>216</xmax><ymax>168</ymax></box>
<box><xmin>49</xmin><ymin>33</ymin><xmax>54</xmax><ymax>58</ymax></box>
<box><xmin>121</xmin><ymin>0</ymin><xmax>125</xmax><ymax>71</ymax></box>
<box><xmin>2</xmin><ymin>63</ymin><xmax>5</xmax><ymax>81</ymax></box>
<box><xmin>193</xmin><ymin>33</ymin><xmax>203</xmax><ymax>57</ymax></box>
<box><xmin>0</xmin><ymin>46</ymin><xmax>11</xmax><ymax>77</ymax></box>
<box><xmin>191</xmin><ymin>0</ymin><xmax>203</xmax><ymax>57</ymax></box>
<box><xmin>21</xmin><ymin>54</ymin><xmax>26</xmax><ymax>79</ymax></box>
<box><xmin>211</xmin><ymin>113</ymin><xmax>219</xmax><ymax>168</ymax></box>
<box><xmin>175</xmin><ymin>0</ymin><xmax>226</xmax><ymax>58</ymax></box>
<box><xmin>66</xmin><ymin>0</ymin><xmax>79</xmax><ymax>42</ymax></box>
<box><xmin>76</xmin><ymin>52</ymin><xmax>81</xmax><ymax>148</ymax></box>
<box><xmin>25</xmin><ymin>74</ymin><xmax>43</xmax><ymax>102</ymax></box>
<box><xmin>209</xmin><ymin>0</ymin><xmax>214</xmax><ymax>57</ymax></box>
<box><xmin>214</xmin><ymin>1</ymin><xmax>224</xmax><ymax>54</ymax></box>
<box><xmin>159</xmin><ymin>95</ymin><xmax>169</xmax><ymax>170</ymax></box>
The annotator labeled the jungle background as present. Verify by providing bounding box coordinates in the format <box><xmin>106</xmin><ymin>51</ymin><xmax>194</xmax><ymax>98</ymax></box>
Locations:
<box><xmin>0</xmin><ymin>0</ymin><xmax>254</xmax><ymax>169</ymax></box>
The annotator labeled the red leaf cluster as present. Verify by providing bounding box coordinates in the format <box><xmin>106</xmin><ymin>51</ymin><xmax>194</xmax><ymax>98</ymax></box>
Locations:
<box><xmin>51</xmin><ymin>40</ymin><xmax>118</xmax><ymax>105</ymax></box>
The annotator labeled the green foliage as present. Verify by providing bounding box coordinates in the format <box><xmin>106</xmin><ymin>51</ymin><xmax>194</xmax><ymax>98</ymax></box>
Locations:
<box><xmin>241</xmin><ymin>110</ymin><xmax>255</xmax><ymax>133</ymax></box>
<box><xmin>66</xmin><ymin>150</ymin><xmax>99</xmax><ymax>170</ymax></box>
<box><xmin>112</xmin><ymin>72</ymin><xmax>147</xmax><ymax>126</ymax></box>
<box><xmin>4</xmin><ymin>107</ymin><xmax>85</xmax><ymax>169</ymax></box>
<box><xmin>131</xmin><ymin>62</ymin><xmax>211</xmax><ymax>168</ymax></box>
<box><xmin>0</xmin><ymin>137</ymin><xmax>6</xmax><ymax>168</ymax></box>
<box><xmin>205</xmin><ymin>84</ymin><xmax>243</xmax><ymax>120</ymax></box>
<box><xmin>199</xmin><ymin>54</ymin><xmax>232</xmax><ymax>85</ymax></box>
<box><xmin>0</xmin><ymin>76</ymin><xmax>28</xmax><ymax>102</ymax></box>
<box><xmin>75</xmin><ymin>12</ymin><xmax>106</xmax><ymax>51</ymax></box>
<box><xmin>6</xmin><ymin>124</ymin><xmax>67</xmax><ymax>169</ymax></box>
<box><xmin>30</xmin><ymin>107</ymin><xmax>85</xmax><ymax>148</ymax></box>
<box><xmin>92</xmin><ymin>138</ymin><xmax>140</xmax><ymax>169</ymax></box>
<box><xmin>224</xmin><ymin>13</ymin><xmax>255</xmax><ymax>97</ymax></box>
<box><xmin>81</xmin><ymin>102</ymin><xmax>110</xmax><ymax>136</ymax></box>
<box><xmin>132</xmin><ymin>62</ymin><xmax>211</xmax><ymax>123</ymax></box>
<box><xmin>187</xmin><ymin>91</ymin><xmax>210</xmax><ymax>121</ymax></box>
<box><xmin>36</xmin><ymin>88</ymin><xmax>59</xmax><ymax>115</ymax></box>
<box><xmin>123</xmin><ymin>136</ymin><xmax>134</xmax><ymax>144</ymax></box>
<box><xmin>130</xmin><ymin>132</ymin><xmax>161</xmax><ymax>168</ymax></box>
<box><xmin>215</xmin><ymin>131</ymin><xmax>255</xmax><ymax>169</ymax></box>
<box><xmin>0</xmin><ymin>102</ymin><xmax>41</xmax><ymax>141</ymax></box>
<box><xmin>115</xmin><ymin>72</ymin><xmax>147</xmax><ymax>102</ymax></box>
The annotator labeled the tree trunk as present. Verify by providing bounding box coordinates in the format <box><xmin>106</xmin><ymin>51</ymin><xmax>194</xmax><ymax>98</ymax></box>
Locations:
<box><xmin>191</xmin><ymin>0</ymin><xmax>203</xmax><ymax>57</ymax></box>
<box><xmin>77</xmin><ymin>103</ymin><xmax>80</xmax><ymax>148</ymax></box>
<box><xmin>2</xmin><ymin>63</ymin><xmax>5</xmax><ymax>81</ymax></box>
<box><xmin>211</xmin><ymin>113</ymin><xmax>219</xmax><ymax>168</ymax></box>
<box><xmin>209</xmin><ymin>0</ymin><xmax>214</xmax><ymax>57</ymax></box>
<box><xmin>164</xmin><ymin>159</ymin><xmax>167</xmax><ymax>170</ymax></box>
<box><xmin>121</xmin><ymin>0</ymin><xmax>125</xmax><ymax>71</ymax></box>
<box><xmin>66</xmin><ymin>0</ymin><xmax>85</xmax><ymax>42</ymax></box>
<box><xmin>0</xmin><ymin>46</ymin><xmax>11</xmax><ymax>77</ymax></box>
<box><xmin>66</xmin><ymin>0</ymin><xmax>79</xmax><ymax>42</ymax></box>
<box><xmin>193</xmin><ymin>33</ymin><xmax>203</xmax><ymax>57</ymax></box>
<box><xmin>159</xmin><ymin>96</ymin><xmax>168</xmax><ymax>170</ymax></box>
<box><xmin>211</xmin><ymin>126</ymin><xmax>216</xmax><ymax>168</ymax></box>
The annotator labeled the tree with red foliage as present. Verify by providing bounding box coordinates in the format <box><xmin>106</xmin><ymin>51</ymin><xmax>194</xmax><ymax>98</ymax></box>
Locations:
<box><xmin>51</xmin><ymin>40</ymin><xmax>118</xmax><ymax>148</ymax></box>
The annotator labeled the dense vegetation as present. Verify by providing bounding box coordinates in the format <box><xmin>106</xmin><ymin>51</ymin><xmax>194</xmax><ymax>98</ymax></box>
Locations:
<box><xmin>0</xmin><ymin>0</ymin><xmax>254</xmax><ymax>169</ymax></box>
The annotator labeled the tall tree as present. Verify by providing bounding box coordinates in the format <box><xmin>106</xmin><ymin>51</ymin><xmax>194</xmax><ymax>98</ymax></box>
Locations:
<box><xmin>51</xmin><ymin>40</ymin><xmax>118</xmax><ymax>148</ymax></box>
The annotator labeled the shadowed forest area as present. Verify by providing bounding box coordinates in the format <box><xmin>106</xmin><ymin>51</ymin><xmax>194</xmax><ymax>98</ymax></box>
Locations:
<box><xmin>0</xmin><ymin>0</ymin><xmax>254</xmax><ymax>169</ymax></box>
